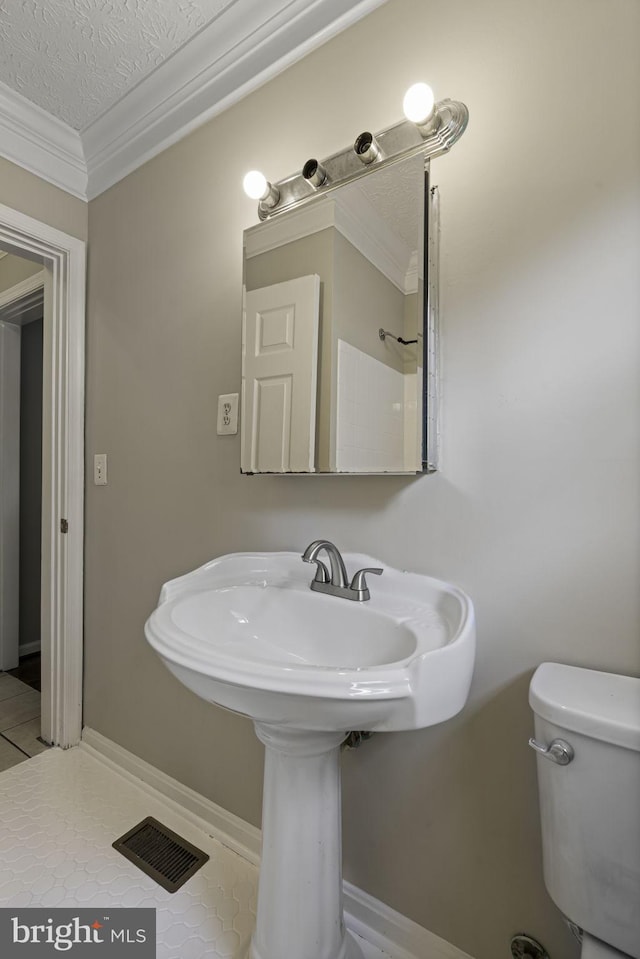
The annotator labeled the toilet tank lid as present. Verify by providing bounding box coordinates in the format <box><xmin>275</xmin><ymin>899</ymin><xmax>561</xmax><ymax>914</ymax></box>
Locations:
<box><xmin>529</xmin><ymin>662</ymin><xmax>640</xmax><ymax>751</ymax></box>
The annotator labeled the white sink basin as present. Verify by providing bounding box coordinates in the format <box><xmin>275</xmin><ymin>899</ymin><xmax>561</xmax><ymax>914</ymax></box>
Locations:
<box><xmin>146</xmin><ymin>550</ymin><xmax>476</xmax><ymax>959</ymax></box>
<box><xmin>145</xmin><ymin>551</ymin><xmax>475</xmax><ymax>732</ymax></box>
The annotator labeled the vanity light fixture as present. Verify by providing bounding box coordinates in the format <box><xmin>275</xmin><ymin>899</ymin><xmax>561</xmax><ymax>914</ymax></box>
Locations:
<box><xmin>245</xmin><ymin>81</ymin><xmax>468</xmax><ymax>219</ymax></box>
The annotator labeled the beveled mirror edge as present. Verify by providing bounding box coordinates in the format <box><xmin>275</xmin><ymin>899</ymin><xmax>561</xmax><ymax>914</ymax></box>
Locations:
<box><xmin>424</xmin><ymin>182</ymin><xmax>440</xmax><ymax>473</ymax></box>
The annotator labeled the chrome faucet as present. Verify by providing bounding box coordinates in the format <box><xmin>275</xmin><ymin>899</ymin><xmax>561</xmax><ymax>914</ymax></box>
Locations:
<box><xmin>301</xmin><ymin>540</ymin><xmax>383</xmax><ymax>602</ymax></box>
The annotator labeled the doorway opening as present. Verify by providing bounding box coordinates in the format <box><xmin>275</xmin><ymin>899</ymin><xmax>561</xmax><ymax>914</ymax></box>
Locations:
<box><xmin>0</xmin><ymin>203</ymin><xmax>85</xmax><ymax>751</ymax></box>
<box><xmin>0</xmin><ymin>253</ymin><xmax>45</xmax><ymax>765</ymax></box>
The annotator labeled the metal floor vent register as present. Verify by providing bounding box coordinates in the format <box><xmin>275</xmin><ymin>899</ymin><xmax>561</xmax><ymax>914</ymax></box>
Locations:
<box><xmin>113</xmin><ymin>817</ymin><xmax>209</xmax><ymax>893</ymax></box>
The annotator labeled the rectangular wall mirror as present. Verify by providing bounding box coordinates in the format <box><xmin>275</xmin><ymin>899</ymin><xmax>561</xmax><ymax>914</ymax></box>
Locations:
<box><xmin>241</xmin><ymin>153</ymin><xmax>439</xmax><ymax>474</ymax></box>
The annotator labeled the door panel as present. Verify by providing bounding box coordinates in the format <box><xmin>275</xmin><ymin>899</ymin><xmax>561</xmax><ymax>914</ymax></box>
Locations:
<box><xmin>243</xmin><ymin>275</ymin><xmax>320</xmax><ymax>472</ymax></box>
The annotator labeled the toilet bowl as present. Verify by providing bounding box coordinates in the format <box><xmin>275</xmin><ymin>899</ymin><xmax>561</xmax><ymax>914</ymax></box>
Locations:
<box><xmin>529</xmin><ymin>662</ymin><xmax>640</xmax><ymax>959</ymax></box>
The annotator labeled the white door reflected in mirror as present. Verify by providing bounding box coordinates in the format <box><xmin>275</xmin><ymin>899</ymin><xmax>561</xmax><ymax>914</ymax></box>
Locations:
<box><xmin>242</xmin><ymin>274</ymin><xmax>320</xmax><ymax>472</ymax></box>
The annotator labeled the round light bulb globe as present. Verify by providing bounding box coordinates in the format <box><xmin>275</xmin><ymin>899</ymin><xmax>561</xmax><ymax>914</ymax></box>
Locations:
<box><xmin>243</xmin><ymin>170</ymin><xmax>268</xmax><ymax>200</ymax></box>
<box><xmin>403</xmin><ymin>83</ymin><xmax>435</xmax><ymax>124</ymax></box>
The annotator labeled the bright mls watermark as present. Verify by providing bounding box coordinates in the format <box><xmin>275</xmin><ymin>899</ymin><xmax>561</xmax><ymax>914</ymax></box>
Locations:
<box><xmin>0</xmin><ymin>909</ymin><xmax>155</xmax><ymax>956</ymax></box>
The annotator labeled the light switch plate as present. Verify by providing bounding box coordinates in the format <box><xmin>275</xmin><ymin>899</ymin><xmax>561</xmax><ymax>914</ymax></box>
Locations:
<box><xmin>94</xmin><ymin>453</ymin><xmax>108</xmax><ymax>485</ymax></box>
<box><xmin>217</xmin><ymin>393</ymin><xmax>239</xmax><ymax>435</ymax></box>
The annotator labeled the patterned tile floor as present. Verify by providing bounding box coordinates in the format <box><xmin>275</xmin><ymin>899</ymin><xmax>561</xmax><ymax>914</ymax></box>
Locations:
<box><xmin>0</xmin><ymin>672</ymin><xmax>48</xmax><ymax>770</ymax></box>
<box><xmin>0</xmin><ymin>747</ymin><xmax>385</xmax><ymax>958</ymax></box>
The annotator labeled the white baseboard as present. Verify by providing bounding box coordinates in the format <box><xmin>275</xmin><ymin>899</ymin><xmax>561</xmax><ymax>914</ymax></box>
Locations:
<box><xmin>80</xmin><ymin>727</ymin><xmax>260</xmax><ymax>866</ymax></box>
<box><xmin>343</xmin><ymin>882</ymin><xmax>474</xmax><ymax>959</ymax></box>
<box><xmin>80</xmin><ymin>727</ymin><xmax>473</xmax><ymax>959</ymax></box>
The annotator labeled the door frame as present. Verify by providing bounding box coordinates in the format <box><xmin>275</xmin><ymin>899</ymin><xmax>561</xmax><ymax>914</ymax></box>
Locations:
<box><xmin>0</xmin><ymin>203</ymin><xmax>85</xmax><ymax>748</ymax></box>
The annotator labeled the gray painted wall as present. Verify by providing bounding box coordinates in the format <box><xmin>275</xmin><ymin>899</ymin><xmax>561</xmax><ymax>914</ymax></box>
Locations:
<box><xmin>0</xmin><ymin>156</ymin><xmax>88</xmax><ymax>241</ymax></box>
<box><xmin>84</xmin><ymin>2</ymin><xmax>640</xmax><ymax>958</ymax></box>
<box><xmin>332</xmin><ymin>231</ymin><xmax>406</xmax><ymax>374</ymax></box>
<box><xmin>0</xmin><ymin>255</ymin><xmax>42</xmax><ymax>291</ymax></box>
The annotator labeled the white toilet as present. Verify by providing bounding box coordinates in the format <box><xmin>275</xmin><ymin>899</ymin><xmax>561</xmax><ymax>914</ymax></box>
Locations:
<box><xmin>529</xmin><ymin>662</ymin><xmax>640</xmax><ymax>959</ymax></box>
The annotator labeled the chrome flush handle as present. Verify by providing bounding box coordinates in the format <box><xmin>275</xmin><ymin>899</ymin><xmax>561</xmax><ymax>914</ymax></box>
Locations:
<box><xmin>528</xmin><ymin>737</ymin><xmax>574</xmax><ymax>765</ymax></box>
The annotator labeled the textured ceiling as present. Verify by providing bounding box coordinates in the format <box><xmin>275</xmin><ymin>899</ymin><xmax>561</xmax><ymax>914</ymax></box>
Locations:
<box><xmin>0</xmin><ymin>0</ymin><xmax>237</xmax><ymax>130</ymax></box>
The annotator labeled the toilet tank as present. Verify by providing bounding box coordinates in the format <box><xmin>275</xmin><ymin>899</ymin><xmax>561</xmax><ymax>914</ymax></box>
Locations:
<box><xmin>529</xmin><ymin>663</ymin><xmax>640</xmax><ymax>959</ymax></box>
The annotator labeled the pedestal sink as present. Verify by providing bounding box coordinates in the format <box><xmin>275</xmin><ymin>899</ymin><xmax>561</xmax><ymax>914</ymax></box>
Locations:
<box><xmin>145</xmin><ymin>551</ymin><xmax>475</xmax><ymax>959</ymax></box>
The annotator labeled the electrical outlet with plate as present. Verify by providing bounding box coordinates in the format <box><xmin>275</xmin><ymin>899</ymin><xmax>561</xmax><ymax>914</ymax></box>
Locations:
<box><xmin>217</xmin><ymin>393</ymin><xmax>239</xmax><ymax>435</ymax></box>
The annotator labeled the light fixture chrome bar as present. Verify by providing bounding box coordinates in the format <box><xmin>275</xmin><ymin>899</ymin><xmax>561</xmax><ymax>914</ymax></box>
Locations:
<box><xmin>257</xmin><ymin>98</ymin><xmax>468</xmax><ymax>220</ymax></box>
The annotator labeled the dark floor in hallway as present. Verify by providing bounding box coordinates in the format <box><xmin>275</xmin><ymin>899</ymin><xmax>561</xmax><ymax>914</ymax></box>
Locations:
<box><xmin>7</xmin><ymin>651</ymin><xmax>41</xmax><ymax>691</ymax></box>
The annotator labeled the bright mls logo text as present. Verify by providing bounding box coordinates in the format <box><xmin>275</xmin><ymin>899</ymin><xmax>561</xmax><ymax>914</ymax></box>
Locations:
<box><xmin>0</xmin><ymin>908</ymin><xmax>156</xmax><ymax>955</ymax></box>
<box><xmin>12</xmin><ymin>916</ymin><xmax>147</xmax><ymax>950</ymax></box>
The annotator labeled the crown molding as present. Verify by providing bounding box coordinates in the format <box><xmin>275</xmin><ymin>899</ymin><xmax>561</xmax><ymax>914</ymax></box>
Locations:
<box><xmin>0</xmin><ymin>0</ymin><xmax>387</xmax><ymax>202</ymax></box>
<box><xmin>83</xmin><ymin>0</ymin><xmax>389</xmax><ymax>199</ymax></box>
<box><xmin>0</xmin><ymin>81</ymin><xmax>86</xmax><ymax>199</ymax></box>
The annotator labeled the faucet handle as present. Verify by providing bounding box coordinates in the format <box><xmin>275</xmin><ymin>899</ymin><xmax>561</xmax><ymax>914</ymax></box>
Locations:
<box><xmin>349</xmin><ymin>567</ymin><xmax>383</xmax><ymax>600</ymax></box>
<box><xmin>305</xmin><ymin>558</ymin><xmax>330</xmax><ymax>583</ymax></box>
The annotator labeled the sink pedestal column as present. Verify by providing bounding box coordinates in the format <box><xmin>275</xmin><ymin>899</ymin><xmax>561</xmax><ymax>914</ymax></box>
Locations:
<box><xmin>247</xmin><ymin>723</ymin><xmax>363</xmax><ymax>959</ymax></box>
